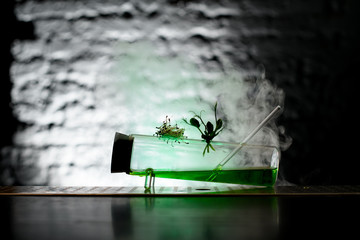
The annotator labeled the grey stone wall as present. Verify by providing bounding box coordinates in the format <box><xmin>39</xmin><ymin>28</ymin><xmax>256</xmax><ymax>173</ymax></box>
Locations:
<box><xmin>2</xmin><ymin>0</ymin><xmax>360</xmax><ymax>185</ymax></box>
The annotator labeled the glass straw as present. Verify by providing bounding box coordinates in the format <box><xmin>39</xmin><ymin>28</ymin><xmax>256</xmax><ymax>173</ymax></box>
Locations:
<box><xmin>207</xmin><ymin>105</ymin><xmax>282</xmax><ymax>181</ymax></box>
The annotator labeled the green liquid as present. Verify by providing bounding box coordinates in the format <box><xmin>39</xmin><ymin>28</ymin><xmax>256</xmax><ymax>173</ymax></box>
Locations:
<box><xmin>131</xmin><ymin>168</ymin><xmax>277</xmax><ymax>187</ymax></box>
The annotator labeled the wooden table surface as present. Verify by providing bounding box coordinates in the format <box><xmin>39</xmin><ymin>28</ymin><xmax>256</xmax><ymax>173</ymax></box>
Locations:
<box><xmin>1</xmin><ymin>186</ymin><xmax>359</xmax><ymax>240</ymax></box>
<box><xmin>1</xmin><ymin>185</ymin><xmax>360</xmax><ymax>196</ymax></box>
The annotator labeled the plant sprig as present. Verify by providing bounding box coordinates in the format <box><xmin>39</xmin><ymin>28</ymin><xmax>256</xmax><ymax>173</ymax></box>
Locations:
<box><xmin>183</xmin><ymin>102</ymin><xmax>224</xmax><ymax>156</ymax></box>
<box><xmin>155</xmin><ymin>116</ymin><xmax>188</xmax><ymax>145</ymax></box>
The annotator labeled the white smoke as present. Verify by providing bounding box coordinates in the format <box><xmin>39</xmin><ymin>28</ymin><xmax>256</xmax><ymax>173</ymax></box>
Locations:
<box><xmin>109</xmin><ymin>42</ymin><xmax>291</xmax><ymax>150</ymax></box>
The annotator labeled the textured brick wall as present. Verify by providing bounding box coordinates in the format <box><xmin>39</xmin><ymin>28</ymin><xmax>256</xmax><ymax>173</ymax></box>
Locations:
<box><xmin>2</xmin><ymin>0</ymin><xmax>360</xmax><ymax>186</ymax></box>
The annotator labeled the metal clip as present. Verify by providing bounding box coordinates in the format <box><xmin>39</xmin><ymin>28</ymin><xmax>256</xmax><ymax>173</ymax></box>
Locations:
<box><xmin>144</xmin><ymin>168</ymin><xmax>155</xmax><ymax>191</ymax></box>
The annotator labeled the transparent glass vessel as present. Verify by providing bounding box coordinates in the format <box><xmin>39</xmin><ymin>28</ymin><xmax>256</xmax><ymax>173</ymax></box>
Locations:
<box><xmin>111</xmin><ymin>133</ymin><xmax>280</xmax><ymax>187</ymax></box>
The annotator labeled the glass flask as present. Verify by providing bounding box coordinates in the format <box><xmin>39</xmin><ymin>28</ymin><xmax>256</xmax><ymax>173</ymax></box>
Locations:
<box><xmin>111</xmin><ymin>133</ymin><xmax>280</xmax><ymax>187</ymax></box>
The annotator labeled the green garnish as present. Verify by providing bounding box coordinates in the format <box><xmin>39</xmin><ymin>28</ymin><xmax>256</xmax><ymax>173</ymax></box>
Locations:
<box><xmin>183</xmin><ymin>102</ymin><xmax>224</xmax><ymax>156</ymax></box>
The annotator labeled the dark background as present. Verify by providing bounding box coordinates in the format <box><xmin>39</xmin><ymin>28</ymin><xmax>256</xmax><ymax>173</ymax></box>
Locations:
<box><xmin>2</xmin><ymin>0</ymin><xmax>360</xmax><ymax>185</ymax></box>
